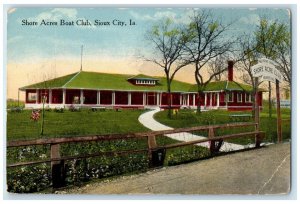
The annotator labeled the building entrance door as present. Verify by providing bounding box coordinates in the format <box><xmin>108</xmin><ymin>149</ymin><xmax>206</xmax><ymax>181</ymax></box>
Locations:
<box><xmin>147</xmin><ymin>92</ymin><xmax>156</xmax><ymax>105</ymax></box>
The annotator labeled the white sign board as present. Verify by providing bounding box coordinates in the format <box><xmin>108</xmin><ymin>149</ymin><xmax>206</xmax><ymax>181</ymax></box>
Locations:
<box><xmin>251</xmin><ymin>58</ymin><xmax>283</xmax><ymax>83</ymax></box>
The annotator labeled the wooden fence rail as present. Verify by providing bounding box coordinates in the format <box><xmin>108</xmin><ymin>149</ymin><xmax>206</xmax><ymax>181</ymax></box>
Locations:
<box><xmin>7</xmin><ymin>122</ymin><xmax>264</xmax><ymax>189</ymax></box>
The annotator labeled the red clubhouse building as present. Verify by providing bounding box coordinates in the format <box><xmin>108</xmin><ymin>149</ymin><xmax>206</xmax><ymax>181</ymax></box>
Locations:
<box><xmin>20</xmin><ymin>61</ymin><xmax>263</xmax><ymax>111</ymax></box>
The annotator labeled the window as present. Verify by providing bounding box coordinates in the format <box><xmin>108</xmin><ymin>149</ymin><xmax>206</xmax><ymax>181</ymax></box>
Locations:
<box><xmin>245</xmin><ymin>93</ymin><xmax>252</xmax><ymax>102</ymax></box>
<box><xmin>135</xmin><ymin>79</ymin><xmax>156</xmax><ymax>85</ymax></box>
<box><xmin>237</xmin><ymin>93</ymin><xmax>243</xmax><ymax>103</ymax></box>
<box><xmin>28</xmin><ymin>92</ymin><xmax>37</xmax><ymax>101</ymax></box>
<box><xmin>227</xmin><ymin>92</ymin><xmax>234</xmax><ymax>102</ymax></box>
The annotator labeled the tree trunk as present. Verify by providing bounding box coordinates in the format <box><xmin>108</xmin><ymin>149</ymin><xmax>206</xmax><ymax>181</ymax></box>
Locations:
<box><xmin>195</xmin><ymin>68</ymin><xmax>202</xmax><ymax>114</ymax></box>
<box><xmin>197</xmin><ymin>90</ymin><xmax>202</xmax><ymax>114</ymax></box>
<box><xmin>167</xmin><ymin>81</ymin><xmax>172</xmax><ymax>119</ymax></box>
<box><xmin>251</xmin><ymin>91</ymin><xmax>256</xmax><ymax>119</ymax></box>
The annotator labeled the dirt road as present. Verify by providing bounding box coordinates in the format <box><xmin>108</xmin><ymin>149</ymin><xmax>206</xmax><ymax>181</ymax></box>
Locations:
<box><xmin>64</xmin><ymin>143</ymin><xmax>290</xmax><ymax>195</ymax></box>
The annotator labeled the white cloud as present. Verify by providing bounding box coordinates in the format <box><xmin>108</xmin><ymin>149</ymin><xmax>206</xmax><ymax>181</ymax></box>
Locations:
<box><xmin>8</xmin><ymin>8</ymin><xmax>17</xmax><ymax>14</ymax></box>
<box><xmin>51</xmin><ymin>8</ymin><xmax>77</xmax><ymax>19</ymax></box>
<box><xmin>239</xmin><ymin>14</ymin><xmax>260</xmax><ymax>25</ymax></box>
<box><xmin>8</xmin><ymin>36</ymin><xmax>23</xmax><ymax>44</ymax></box>
<box><xmin>130</xmin><ymin>9</ymin><xmax>193</xmax><ymax>25</ymax></box>
<box><xmin>28</xmin><ymin>8</ymin><xmax>77</xmax><ymax>22</ymax></box>
<box><xmin>153</xmin><ymin>11</ymin><xmax>177</xmax><ymax>20</ymax></box>
<box><xmin>129</xmin><ymin>11</ymin><xmax>155</xmax><ymax>21</ymax></box>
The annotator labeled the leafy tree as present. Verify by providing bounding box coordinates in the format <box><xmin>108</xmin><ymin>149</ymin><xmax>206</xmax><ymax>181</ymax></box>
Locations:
<box><xmin>182</xmin><ymin>10</ymin><xmax>233</xmax><ymax>113</ymax></box>
<box><xmin>255</xmin><ymin>18</ymin><xmax>290</xmax><ymax>118</ymax></box>
<box><xmin>145</xmin><ymin>18</ymin><xmax>189</xmax><ymax>118</ymax></box>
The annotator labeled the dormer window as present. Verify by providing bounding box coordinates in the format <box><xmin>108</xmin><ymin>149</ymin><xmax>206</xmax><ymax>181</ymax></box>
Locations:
<box><xmin>136</xmin><ymin>79</ymin><xmax>156</xmax><ymax>85</ymax></box>
<box><xmin>129</xmin><ymin>74</ymin><xmax>159</xmax><ymax>86</ymax></box>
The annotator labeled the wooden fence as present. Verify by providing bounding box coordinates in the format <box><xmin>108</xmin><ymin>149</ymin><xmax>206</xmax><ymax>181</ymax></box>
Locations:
<box><xmin>7</xmin><ymin>122</ymin><xmax>264</xmax><ymax>188</ymax></box>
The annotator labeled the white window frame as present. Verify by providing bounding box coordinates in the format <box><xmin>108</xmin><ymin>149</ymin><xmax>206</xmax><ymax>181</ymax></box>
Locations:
<box><xmin>237</xmin><ymin>93</ymin><xmax>243</xmax><ymax>103</ymax></box>
<box><xmin>227</xmin><ymin>92</ymin><xmax>234</xmax><ymax>102</ymax></box>
<box><xmin>28</xmin><ymin>92</ymin><xmax>37</xmax><ymax>101</ymax></box>
<box><xmin>245</xmin><ymin>93</ymin><xmax>252</xmax><ymax>102</ymax></box>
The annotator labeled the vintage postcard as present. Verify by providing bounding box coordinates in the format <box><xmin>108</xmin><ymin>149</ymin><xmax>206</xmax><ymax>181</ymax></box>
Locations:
<box><xmin>6</xmin><ymin>6</ymin><xmax>292</xmax><ymax>196</ymax></box>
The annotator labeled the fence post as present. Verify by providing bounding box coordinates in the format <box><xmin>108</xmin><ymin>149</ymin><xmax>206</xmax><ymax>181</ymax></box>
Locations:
<box><xmin>208</xmin><ymin>127</ymin><xmax>216</xmax><ymax>154</ymax></box>
<box><xmin>147</xmin><ymin>134</ymin><xmax>165</xmax><ymax>168</ymax></box>
<box><xmin>147</xmin><ymin>134</ymin><xmax>157</xmax><ymax>167</ymax></box>
<box><xmin>51</xmin><ymin>144</ymin><xmax>65</xmax><ymax>188</ymax></box>
<box><xmin>255</xmin><ymin>132</ymin><xmax>265</xmax><ymax>148</ymax></box>
<box><xmin>254</xmin><ymin>123</ymin><xmax>261</xmax><ymax>148</ymax></box>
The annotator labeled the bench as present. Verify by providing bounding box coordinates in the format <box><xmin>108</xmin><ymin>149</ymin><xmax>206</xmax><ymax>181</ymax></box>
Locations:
<box><xmin>91</xmin><ymin>107</ymin><xmax>106</xmax><ymax>112</ymax></box>
<box><xmin>10</xmin><ymin>107</ymin><xmax>23</xmax><ymax>113</ymax></box>
<box><xmin>229</xmin><ymin>114</ymin><xmax>252</xmax><ymax>122</ymax></box>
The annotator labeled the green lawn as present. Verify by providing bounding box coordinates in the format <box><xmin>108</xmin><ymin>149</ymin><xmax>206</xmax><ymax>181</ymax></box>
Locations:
<box><xmin>7</xmin><ymin>109</ymin><xmax>150</xmax><ymax>141</ymax></box>
<box><xmin>154</xmin><ymin>107</ymin><xmax>291</xmax><ymax>144</ymax></box>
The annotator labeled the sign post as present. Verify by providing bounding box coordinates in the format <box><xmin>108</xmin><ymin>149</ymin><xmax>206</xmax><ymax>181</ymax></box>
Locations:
<box><xmin>276</xmin><ymin>80</ymin><xmax>282</xmax><ymax>142</ymax></box>
<box><xmin>254</xmin><ymin>77</ymin><xmax>259</xmax><ymax>130</ymax></box>
<box><xmin>251</xmin><ymin>58</ymin><xmax>283</xmax><ymax>143</ymax></box>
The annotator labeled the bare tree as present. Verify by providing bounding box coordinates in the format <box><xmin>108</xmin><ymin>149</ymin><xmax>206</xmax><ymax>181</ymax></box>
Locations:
<box><xmin>207</xmin><ymin>55</ymin><xmax>228</xmax><ymax>81</ymax></box>
<box><xmin>235</xmin><ymin>35</ymin><xmax>262</xmax><ymax>117</ymax></box>
<box><xmin>145</xmin><ymin>18</ymin><xmax>189</xmax><ymax>118</ymax></box>
<box><xmin>182</xmin><ymin>10</ymin><xmax>233</xmax><ymax>113</ymax></box>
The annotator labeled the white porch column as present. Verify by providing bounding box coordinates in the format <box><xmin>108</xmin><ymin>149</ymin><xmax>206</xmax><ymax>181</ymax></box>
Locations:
<box><xmin>80</xmin><ymin>89</ymin><xmax>84</xmax><ymax>105</ymax></box>
<box><xmin>187</xmin><ymin>94</ymin><xmax>190</xmax><ymax>106</ymax></box>
<box><xmin>97</xmin><ymin>90</ymin><xmax>100</xmax><ymax>105</ymax></box>
<box><xmin>159</xmin><ymin>93</ymin><xmax>162</xmax><ymax>106</ymax></box>
<box><xmin>112</xmin><ymin>91</ymin><xmax>115</xmax><ymax>105</ymax></box>
<box><xmin>210</xmin><ymin>93</ymin><xmax>212</xmax><ymax>106</ymax></box>
<box><xmin>193</xmin><ymin>94</ymin><xmax>195</xmax><ymax>106</ymax></box>
<box><xmin>128</xmin><ymin>92</ymin><xmax>131</xmax><ymax>105</ymax></box>
<box><xmin>36</xmin><ymin>89</ymin><xmax>39</xmax><ymax>104</ymax></box>
<box><xmin>49</xmin><ymin>89</ymin><xmax>52</xmax><ymax>104</ymax></box>
<box><xmin>204</xmin><ymin>93</ymin><xmax>207</xmax><ymax>107</ymax></box>
<box><xmin>143</xmin><ymin>92</ymin><xmax>146</xmax><ymax>106</ymax></box>
<box><xmin>180</xmin><ymin>94</ymin><xmax>182</xmax><ymax>105</ymax></box>
<box><xmin>62</xmin><ymin>89</ymin><xmax>66</xmax><ymax>105</ymax></box>
<box><xmin>156</xmin><ymin>93</ymin><xmax>160</xmax><ymax>106</ymax></box>
<box><xmin>217</xmin><ymin>92</ymin><xmax>220</xmax><ymax>107</ymax></box>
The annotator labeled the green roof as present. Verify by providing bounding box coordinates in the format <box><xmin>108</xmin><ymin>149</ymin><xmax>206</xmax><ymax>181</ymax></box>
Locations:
<box><xmin>21</xmin><ymin>71</ymin><xmax>260</xmax><ymax>92</ymax></box>
<box><xmin>189</xmin><ymin>81</ymin><xmax>259</xmax><ymax>92</ymax></box>
<box><xmin>128</xmin><ymin>74</ymin><xmax>159</xmax><ymax>81</ymax></box>
<box><xmin>20</xmin><ymin>73</ymin><xmax>78</xmax><ymax>90</ymax></box>
<box><xmin>21</xmin><ymin>71</ymin><xmax>192</xmax><ymax>92</ymax></box>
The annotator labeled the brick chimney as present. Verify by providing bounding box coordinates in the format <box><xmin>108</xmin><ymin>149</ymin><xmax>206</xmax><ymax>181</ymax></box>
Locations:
<box><xmin>228</xmin><ymin>60</ymin><xmax>234</xmax><ymax>81</ymax></box>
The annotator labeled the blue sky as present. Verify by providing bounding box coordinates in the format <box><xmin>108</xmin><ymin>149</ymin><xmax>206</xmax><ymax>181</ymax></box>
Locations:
<box><xmin>7</xmin><ymin>7</ymin><xmax>290</xmax><ymax>63</ymax></box>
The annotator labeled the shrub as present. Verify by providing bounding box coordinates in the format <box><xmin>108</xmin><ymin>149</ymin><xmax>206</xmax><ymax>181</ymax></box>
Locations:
<box><xmin>69</xmin><ymin>105</ymin><xmax>80</xmax><ymax>112</ymax></box>
<box><xmin>7</xmin><ymin>164</ymin><xmax>51</xmax><ymax>193</ymax></box>
<box><xmin>54</xmin><ymin>107</ymin><xmax>64</xmax><ymax>113</ymax></box>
